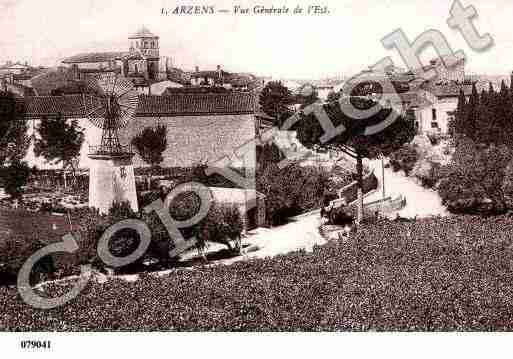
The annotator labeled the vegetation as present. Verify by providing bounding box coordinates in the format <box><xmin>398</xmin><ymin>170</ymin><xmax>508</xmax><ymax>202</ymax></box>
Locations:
<box><xmin>256</xmin><ymin>142</ymin><xmax>338</xmax><ymax>225</ymax></box>
<box><xmin>4</xmin><ymin>216</ymin><xmax>513</xmax><ymax>330</ymax></box>
<box><xmin>131</xmin><ymin>125</ymin><xmax>168</xmax><ymax>169</ymax></box>
<box><xmin>292</xmin><ymin>97</ymin><xmax>415</xmax><ymax>221</ymax></box>
<box><xmin>259</xmin><ymin>81</ymin><xmax>294</xmax><ymax>127</ymax></box>
<box><xmin>34</xmin><ymin>115</ymin><xmax>84</xmax><ymax>187</ymax></box>
<box><xmin>439</xmin><ymin>81</ymin><xmax>513</xmax><ymax>214</ymax></box>
<box><xmin>0</xmin><ymin>159</ymin><xmax>32</xmax><ymax>199</ymax></box>
<box><xmin>0</xmin><ymin>91</ymin><xmax>29</xmax><ymax>167</ymax></box>
<box><xmin>388</xmin><ymin>144</ymin><xmax>418</xmax><ymax>176</ymax></box>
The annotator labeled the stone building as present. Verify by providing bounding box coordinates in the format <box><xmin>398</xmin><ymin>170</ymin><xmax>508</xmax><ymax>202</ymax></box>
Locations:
<box><xmin>61</xmin><ymin>26</ymin><xmax>168</xmax><ymax>81</ymax></box>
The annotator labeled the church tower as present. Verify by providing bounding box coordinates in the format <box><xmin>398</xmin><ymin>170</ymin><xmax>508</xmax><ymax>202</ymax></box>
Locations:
<box><xmin>128</xmin><ymin>26</ymin><xmax>160</xmax><ymax>80</ymax></box>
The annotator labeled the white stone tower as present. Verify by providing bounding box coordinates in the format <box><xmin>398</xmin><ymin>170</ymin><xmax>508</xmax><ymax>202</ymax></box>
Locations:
<box><xmin>85</xmin><ymin>74</ymin><xmax>139</xmax><ymax>214</ymax></box>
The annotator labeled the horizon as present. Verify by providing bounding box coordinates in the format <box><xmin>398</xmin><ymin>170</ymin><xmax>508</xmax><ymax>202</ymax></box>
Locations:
<box><xmin>2</xmin><ymin>0</ymin><xmax>513</xmax><ymax>79</ymax></box>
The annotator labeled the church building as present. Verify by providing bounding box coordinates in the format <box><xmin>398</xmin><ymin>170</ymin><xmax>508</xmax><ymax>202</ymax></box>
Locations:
<box><xmin>61</xmin><ymin>26</ymin><xmax>169</xmax><ymax>81</ymax></box>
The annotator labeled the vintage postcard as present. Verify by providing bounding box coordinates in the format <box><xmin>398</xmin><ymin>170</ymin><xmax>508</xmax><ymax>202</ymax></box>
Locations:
<box><xmin>0</xmin><ymin>0</ymin><xmax>511</xmax><ymax>356</ymax></box>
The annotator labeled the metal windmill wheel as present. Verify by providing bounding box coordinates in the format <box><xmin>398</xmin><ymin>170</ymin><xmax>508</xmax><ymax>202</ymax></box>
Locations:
<box><xmin>82</xmin><ymin>73</ymin><xmax>139</xmax><ymax>156</ymax></box>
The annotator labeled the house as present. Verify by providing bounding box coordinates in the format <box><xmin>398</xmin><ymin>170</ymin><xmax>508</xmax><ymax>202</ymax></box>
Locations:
<box><xmin>22</xmin><ymin>92</ymin><xmax>258</xmax><ymax>172</ymax></box>
<box><xmin>412</xmin><ymin>82</ymin><xmax>474</xmax><ymax>135</ymax></box>
<box><xmin>61</xmin><ymin>26</ymin><xmax>182</xmax><ymax>91</ymax></box>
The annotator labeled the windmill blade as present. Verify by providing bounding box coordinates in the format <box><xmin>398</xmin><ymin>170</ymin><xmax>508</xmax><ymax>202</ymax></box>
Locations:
<box><xmin>96</xmin><ymin>72</ymin><xmax>117</xmax><ymax>95</ymax></box>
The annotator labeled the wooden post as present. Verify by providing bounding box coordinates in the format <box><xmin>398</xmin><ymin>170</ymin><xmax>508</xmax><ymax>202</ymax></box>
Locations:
<box><xmin>356</xmin><ymin>151</ymin><xmax>364</xmax><ymax>225</ymax></box>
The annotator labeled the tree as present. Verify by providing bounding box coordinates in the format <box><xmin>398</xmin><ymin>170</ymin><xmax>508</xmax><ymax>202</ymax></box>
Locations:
<box><xmin>131</xmin><ymin>125</ymin><xmax>168</xmax><ymax>189</ymax></box>
<box><xmin>1</xmin><ymin>159</ymin><xmax>32</xmax><ymax>199</ymax></box>
<box><xmin>293</xmin><ymin>97</ymin><xmax>415</xmax><ymax>223</ymax></box>
<box><xmin>0</xmin><ymin>91</ymin><xmax>29</xmax><ymax>167</ymax></box>
<box><xmin>448</xmin><ymin>89</ymin><xmax>467</xmax><ymax>140</ymax></box>
<box><xmin>131</xmin><ymin>125</ymin><xmax>167</xmax><ymax>169</ymax></box>
<box><xmin>259</xmin><ymin>81</ymin><xmax>294</xmax><ymax>127</ymax></box>
<box><xmin>34</xmin><ymin>115</ymin><xmax>84</xmax><ymax>188</ymax></box>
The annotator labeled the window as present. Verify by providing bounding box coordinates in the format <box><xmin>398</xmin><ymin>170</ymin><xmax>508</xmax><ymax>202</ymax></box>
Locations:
<box><xmin>431</xmin><ymin>121</ymin><xmax>439</xmax><ymax>129</ymax></box>
<box><xmin>432</xmin><ymin>108</ymin><xmax>437</xmax><ymax>121</ymax></box>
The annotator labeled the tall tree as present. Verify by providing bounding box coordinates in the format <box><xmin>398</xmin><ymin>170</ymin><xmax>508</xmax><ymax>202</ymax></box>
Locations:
<box><xmin>449</xmin><ymin>89</ymin><xmax>467</xmax><ymax>140</ymax></box>
<box><xmin>0</xmin><ymin>91</ymin><xmax>29</xmax><ymax>166</ymax></box>
<box><xmin>131</xmin><ymin>124</ymin><xmax>168</xmax><ymax>189</ymax></box>
<box><xmin>259</xmin><ymin>81</ymin><xmax>294</xmax><ymax>127</ymax></box>
<box><xmin>131</xmin><ymin>125</ymin><xmax>168</xmax><ymax>169</ymax></box>
<box><xmin>466</xmin><ymin>83</ymin><xmax>480</xmax><ymax>141</ymax></box>
<box><xmin>293</xmin><ymin>97</ymin><xmax>415</xmax><ymax>223</ymax></box>
<box><xmin>34</xmin><ymin>115</ymin><xmax>84</xmax><ymax>187</ymax></box>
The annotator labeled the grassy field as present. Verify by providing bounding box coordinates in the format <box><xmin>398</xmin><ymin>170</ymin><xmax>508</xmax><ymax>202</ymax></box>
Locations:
<box><xmin>0</xmin><ymin>209</ymin><xmax>74</xmax><ymax>243</ymax></box>
<box><xmin>2</xmin><ymin>215</ymin><xmax>513</xmax><ymax>330</ymax></box>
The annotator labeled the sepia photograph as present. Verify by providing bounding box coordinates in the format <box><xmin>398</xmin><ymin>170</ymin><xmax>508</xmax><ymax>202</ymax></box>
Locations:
<box><xmin>0</xmin><ymin>0</ymin><xmax>512</xmax><ymax>356</ymax></box>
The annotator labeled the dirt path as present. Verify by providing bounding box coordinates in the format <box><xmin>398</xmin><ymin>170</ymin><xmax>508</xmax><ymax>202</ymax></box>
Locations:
<box><xmin>365</xmin><ymin>159</ymin><xmax>449</xmax><ymax>219</ymax></box>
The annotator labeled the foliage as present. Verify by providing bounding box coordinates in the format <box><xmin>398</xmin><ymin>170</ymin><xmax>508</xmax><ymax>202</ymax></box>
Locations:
<box><xmin>293</xmin><ymin>98</ymin><xmax>416</xmax><ymax>159</ymax></box>
<box><xmin>0</xmin><ymin>160</ymin><xmax>32</xmax><ymax>199</ymax></box>
<box><xmin>411</xmin><ymin>158</ymin><xmax>442</xmax><ymax>188</ymax></box>
<box><xmin>257</xmin><ymin>161</ymin><xmax>332</xmax><ymax>225</ymax></box>
<box><xmin>437</xmin><ymin>138</ymin><xmax>512</xmax><ymax>214</ymax></box>
<box><xmin>0</xmin><ymin>91</ymin><xmax>29</xmax><ymax>167</ymax></box>
<box><xmin>198</xmin><ymin>203</ymin><xmax>243</xmax><ymax>253</ymax></box>
<box><xmin>449</xmin><ymin>81</ymin><xmax>513</xmax><ymax>147</ymax></box>
<box><xmin>388</xmin><ymin>144</ymin><xmax>418</xmax><ymax>176</ymax></box>
<box><xmin>34</xmin><ymin>115</ymin><xmax>84</xmax><ymax>175</ymax></box>
<box><xmin>131</xmin><ymin>125</ymin><xmax>168</xmax><ymax>168</ymax></box>
<box><xmin>259</xmin><ymin>81</ymin><xmax>294</xmax><ymax>127</ymax></box>
<box><xmin>7</xmin><ymin>216</ymin><xmax>513</xmax><ymax>330</ymax></box>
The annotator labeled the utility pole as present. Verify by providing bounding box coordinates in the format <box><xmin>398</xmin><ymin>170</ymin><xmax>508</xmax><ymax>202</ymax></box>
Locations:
<box><xmin>381</xmin><ymin>155</ymin><xmax>386</xmax><ymax>199</ymax></box>
<box><xmin>356</xmin><ymin>151</ymin><xmax>364</xmax><ymax>225</ymax></box>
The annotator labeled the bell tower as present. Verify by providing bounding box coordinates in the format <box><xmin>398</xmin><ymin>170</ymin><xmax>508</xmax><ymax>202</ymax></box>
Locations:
<box><xmin>128</xmin><ymin>26</ymin><xmax>160</xmax><ymax>79</ymax></box>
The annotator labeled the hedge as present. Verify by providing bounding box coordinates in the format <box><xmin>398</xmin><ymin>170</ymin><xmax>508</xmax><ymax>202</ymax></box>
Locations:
<box><xmin>3</xmin><ymin>215</ymin><xmax>513</xmax><ymax>330</ymax></box>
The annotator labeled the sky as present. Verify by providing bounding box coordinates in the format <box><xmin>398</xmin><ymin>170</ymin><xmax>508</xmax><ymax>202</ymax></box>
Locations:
<box><xmin>1</xmin><ymin>0</ymin><xmax>513</xmax><ymax>79</ymax></box>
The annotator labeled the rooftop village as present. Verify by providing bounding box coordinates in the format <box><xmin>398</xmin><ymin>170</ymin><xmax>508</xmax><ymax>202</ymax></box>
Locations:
<box><xmin>4</xmin><ymin>23</ymin><xmax>513</xmax><ymax>332</ymax></box>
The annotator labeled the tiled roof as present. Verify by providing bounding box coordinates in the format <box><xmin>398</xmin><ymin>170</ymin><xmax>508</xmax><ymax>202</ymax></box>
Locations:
<box><xmin>62</xmin><ymin>52</ymin><xmax>127</xmax><ymax>64</ymax></box>
<box><xmin>29</xmin><ymin>67</ymin><xmax>76</xmax><ymax>96</ymax></box>
<box><xmin>23</xmin><ymin>92</ymin><xmax>257</xmax><ymax>118</ymax></box>
<box><xmin>137</xmin><ymin>93</ymin><xmax>256</xmax><ymax>116</ymax></box>
<box><xmin>424</xmin><ymin>82</ymin><xmax>473</xmax><ymax>98</ymax></box>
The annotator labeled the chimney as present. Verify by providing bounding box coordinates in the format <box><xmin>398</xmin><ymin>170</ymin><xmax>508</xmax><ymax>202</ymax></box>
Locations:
<box><xmin>195</xmin><ymin>66</ymin><xmax>199</xmax><ymax>72</ymax></box>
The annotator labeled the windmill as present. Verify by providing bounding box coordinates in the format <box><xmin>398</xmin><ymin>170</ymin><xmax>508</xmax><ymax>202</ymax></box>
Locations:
<box><xmin>83</xmin><ymin>73</ymin><xmax>140</xmax><ymax>214</ymax></box>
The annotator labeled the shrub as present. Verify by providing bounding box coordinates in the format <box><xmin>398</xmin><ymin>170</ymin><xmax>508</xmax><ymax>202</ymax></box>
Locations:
<box><xmin>388</xmin><ymin>144</ymin><xmax>418</xmax><ymax>176</ymax></box>
<box><xmin>199</xmin><ymin>203</ymin><xmax>243</xmax><ymax>253</ymax></box>
<box><xmin>1</xmin><ymin>160</ymin><xmax>32</xmax><ymax>199</ymax></box>
<box><xmin>411</xmin><ymin>158</ymin><xmax>442</xmax><ymax>188</ymax></box>
<box><xmin>7</xmin><ymin>216</ymin><xmax>513</xmax><ymax>330</ymax></box>
<box><xmin>437</xmin><ymin>139</ymin><xmax>512</xmax><ymax>214</ymax></box>
<box><xmin>257</xmin><ymin>162</ymin><xmax>334</xmax><ymax>226</ymax></box>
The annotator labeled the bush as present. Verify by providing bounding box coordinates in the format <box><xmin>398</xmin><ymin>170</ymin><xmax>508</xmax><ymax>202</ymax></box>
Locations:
<box><xmin>7</xmin><ymin>216</ymin><xmax>513</xmax><ymax>330</ymax></box>
<box><xmin>411</xmin><ymin>158</ymin><xmax>442</xmax><ymax>188</ymax></box>
<box><xmin>1</xmin><ymin>160</ymin><xmax>32</xmax><ymax>199</ymax></box>
<box><xmin>257</xmin><ymin>162</ymin><xmax>334</xmax><ymax>226</ymax></box>
<box><xmin>199</xmin><ymin>203</ymin><xmax>243</xmax><ymax>253</ymax></box>
<box><xmin>437</xmin><ymin>139</ymin><xmax>512</xmax><ymax>214</ymax></box>
<box><xmin>388</xmin><ymin>144</ymin><xmax>418</xmax><ymax>176</ymax></box>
